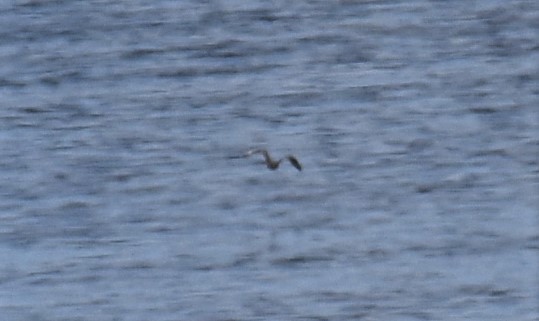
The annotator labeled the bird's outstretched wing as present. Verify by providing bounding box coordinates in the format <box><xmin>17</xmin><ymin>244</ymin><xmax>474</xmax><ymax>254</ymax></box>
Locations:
<box><xmin>245</xmin><ymin>148</ymin><xmax>264</xmax><ymax>157</ymax></box>
<box><xmin>287</xmin><ymin>155</ymin><xmax>302</xmax><ymax>171</ymax></box>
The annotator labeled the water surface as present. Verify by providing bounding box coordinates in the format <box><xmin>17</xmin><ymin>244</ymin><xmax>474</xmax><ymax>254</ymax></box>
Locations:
<box><xmin>1</xmin><ymin>1</ymin><xmax>538</xmax><ymax>320</ymax></box>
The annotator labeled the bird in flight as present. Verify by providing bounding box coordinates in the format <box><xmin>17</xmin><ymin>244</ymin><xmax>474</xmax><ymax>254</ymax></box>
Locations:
<box><xmin>245</xmin><ymin>148</ymin><xmax>302</xmax><ymax>171</ymax></box>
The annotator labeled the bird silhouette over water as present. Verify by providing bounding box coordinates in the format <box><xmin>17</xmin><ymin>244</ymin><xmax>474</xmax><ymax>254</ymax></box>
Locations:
<box><xmin>245</xmin><ymin>148</ymin><xmax>302</xmax><ymax>171</ymax></box>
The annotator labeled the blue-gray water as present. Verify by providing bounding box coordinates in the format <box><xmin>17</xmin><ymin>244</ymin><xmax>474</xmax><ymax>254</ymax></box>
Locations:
<box><xmin>1</xmin><ymin>1</ymin><xmax>538</xmax><ymax>320</ymax></box>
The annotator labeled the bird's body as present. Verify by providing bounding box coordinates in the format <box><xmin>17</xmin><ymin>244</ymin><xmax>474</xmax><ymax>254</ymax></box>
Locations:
<box><xmin>246</xmin><ymin>149</ymin><xmax>302</xmax><ymax>171</ymax></box>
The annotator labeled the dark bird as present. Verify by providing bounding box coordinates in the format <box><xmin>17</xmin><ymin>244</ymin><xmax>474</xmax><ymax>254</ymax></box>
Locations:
<box><xmin>245</xmin><ymin>148</ymin><xmax>302</xmax><ymax>171</ymax></box>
